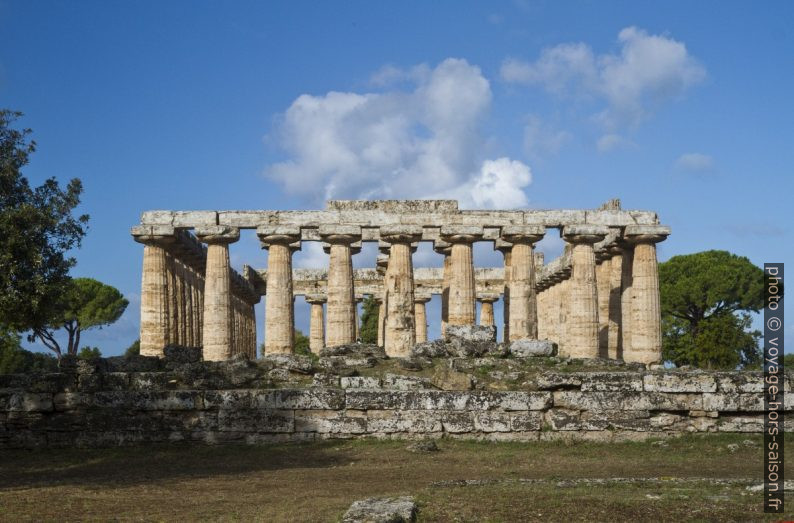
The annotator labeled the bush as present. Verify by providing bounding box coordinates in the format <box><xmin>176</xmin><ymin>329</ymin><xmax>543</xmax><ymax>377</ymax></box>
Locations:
<box><xmin>125</xmin><ymin>339</ymin><xmax>140</xmax><ymax>357</ymax></box>
<box><xmin>0</xmin><ymin>330</ymin><xmax>58</xmax><ymax>374</ymax></box>
<box><xmin>77</xmin><ymin>346</ymin><xmax>102</xmax><ymax>360</ymax></box>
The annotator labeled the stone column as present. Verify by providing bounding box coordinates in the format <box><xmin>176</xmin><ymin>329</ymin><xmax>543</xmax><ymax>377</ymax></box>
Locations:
<box><xmin>477</xmin><ymin>293</ymin><xmax>499</xmax><ymax>326</ymax></box>
<box><xmin>434</xmin><ymin>240</ymin><xmax>452</xmax><ymax>336</ymax></box>
<box><xmin>380</xmin><ymin>226</ymin><xmax>422</xmax><ymax>357</ymax></box>
<box><xmin>441</xmin><ymin>226</ymin><xmax>481</xmax><ymax>329</ymax></box>
<box><xmin>623</xmin><ymin>225</ymin><xmax>670</xmax><ymax>365</ymax></box>
<box><xmin>175</xmin><ymin>260</ymin><xmax>187</xmax><ymax>346</ymax></box>
<box><xmin>502</xmin><ymin>225</ymin><xmax>545</xmax><ymax>341</ymax></box>
<box><xmin>374</xmin><ymin>295</ymin><xmax>385</xmax><ymax>347</ymax></box>
<box><xmin>495</xmin><ymin>239</ymin><xmax>512</xmax><ymax>343</ymax></box>
<box><xmin>258</xmin><ymin>226</ymin><xmax>301</xmax><ymax>355</ymax></box>
<box><xmin>132</xmin><ymin>227</ymin><xmax>174</xmax><ymax>357</ymax></box>
<box><xmin>305</xmin><ymin>294</ymin><xmax>326</xmax><ymax>354</ymax></box>
<box><xmin>596</xmin><ymin>254</ymin><xmax>612</xmax><ymax>358</ymax></box>
<box><xmin>414</xmin><ymin>294</ymin><xmax>431</xmax><ymax>343</ymax></box>
<box><xmin>184</xmin><ymin>264</ymin><xmax>195</xmax><ymax>348</ymax></box>
<box><xmin>193</xmin><ymin>267</ymin><xmax>204</xmax><ymax>348</ymax></box>
<box><xmin>196</xmin><ymin>226</ymin><xmax>239</xmax><ymax>362</ymax></box>
<box><xmin>607</xmin><ymin>246</ymin><xmax>624</xmax><ymax>360</ymax></box>
<box><xmin>354</xmin><ymin>295</ymin><xmax>364</xmax><ymax>342</ymax></box>
<box><xmin>620</xmin><ymin>241</ymin><xmax>635</xmax><ymax>359</ymax></box>
<box><xmin>165</xmin><ymin>252</ymin><xmax>179</xmax><ymax>346</ymax></box>
<box><xmin>561</xmin><ymin>225</ymin><xmax>608</xmax><ymax>359</ymax></box>
<box><xmin>320</xmin><ymin>225</ymin><xmax>361</xmax><ymax>347</ymax></box>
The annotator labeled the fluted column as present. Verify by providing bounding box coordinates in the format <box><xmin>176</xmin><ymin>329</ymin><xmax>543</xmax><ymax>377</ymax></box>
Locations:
<box><xmin>434</xmin><ymin>240</ymin><xmax>452</xmax><ymax>336</ymax></box>
<box><xmin>596</xmin><ymin>255</ymin><xmax>611</xmax><ymax>357</ymax></box>
<box><xmin>305</xmin><ymin>294</ymin><xmax>326</xmax><ymax>354</ymax></box>
<box><xmin>502</xmin><ymin>225</ymin><xmax>545</xmax><ymax>341</ymax></box>
<box><xmin>624</xmin><ymin>225</ymin><xmax>670</xmax><ymax>365</ymax></box>
<box><xmin>414</xmin><ymin>294</ymin><xmax>431</xmax><ymax>343</ymax></box>
<box><xmin>184</xmin><ymin>264</ymin><xmax>195</xmax><ymax>348</ymax></box>
<box><xmin>175</xmin><ymin>260</ymin><xmax>187</xmax><ymax>346</ymax></box>
<box><xmin>380</xmin><ymin>226</ymin><xmax>422</xmax><ymax>357</ymax></box>
<box><xmin>562</xmin><ymin>225</ymin><xmax>608</xmax><ymax>359</ymax></box>
<box><xmin>607</xmin><ymin>246</ymin><xmax>624</xmax><ymax>360</ymax></box>
<box><xmin>132</xmin><ymin>228</ymin><xmax>174</xmax><ymax>357</ymax></box>
<box><xmin>478</xmin><ymin>293</ymin><xmax>499</xmax><ymax>326</ymax></box>
<box><xmin>495</xmin><ymin>240</ymin><xmax>512</xmax><ymax>343</ymax></box>
<box><xmin>320</xmin><ymin>225</ymin><xmax>361</xmax><ymax>347</ymax></box>
<box><xmin>620</xmin><ymin>242</ymin><xmax>635</xmax><ymax>359</ymax></box>
<box><xmin>374</xmin><ymin>295</ymin><xmax>385</xmax><ymax>347</ymax></box>
<box><xmin>196</xmin><ymin>226</ymin><xmax>239</xmax><ymax>361</ymax></box>
<box><xmin>441</xmin><ymin>226</ymin><xmax>481</xmax><ymax>328</ymax></box>
<box><xmin>166</xmin><ymin>252</ymin><xmax>179</xmax><ymax>346</ymax></box>
<box><xmin>258</xmin><ymin>227</ymin><xmax>301</xmax><ymax>355</ymax></box>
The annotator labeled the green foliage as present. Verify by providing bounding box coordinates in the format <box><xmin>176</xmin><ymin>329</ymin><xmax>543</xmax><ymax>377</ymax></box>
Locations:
<box><xmin>77</xmin><ymin>346</ymin><xmax>102</xmax><ymax>360</ymax></box>
<box><xmin>659</xmin><ymin>251</ymin><xmax>765</xmax><ymax>369</ymax></box>
<box><xmin>0</xmin><ymin>329</ymin><xmax>58</xmax><ymax>374</ymax></box>
<box><xmin>783</xmin><ymin>353</ymin><xmax>794</xmax><ymax>368</ymax></box>
<box><xmin>294</xmin><ymin>329</ymin><xmax>311</xmax><ymax>356</ymax></box>
<box><xmin>0</xmin><ymin>110</ymin><xmax>89</xmax><ymax>343</ymax></box>
<box><xmin>125</xmin><ymin>339</ymin><xmax>140</xmax><ymax>357</ymax></box>
<box><xmin>359</xmin><ymin>295</ymin><xmax>379</xmax><ymax>344</ymax></box>
<box><xmin>36</xmin><ymin>277</ymin><xmax>128</xmax><ymax>357</ymax></box>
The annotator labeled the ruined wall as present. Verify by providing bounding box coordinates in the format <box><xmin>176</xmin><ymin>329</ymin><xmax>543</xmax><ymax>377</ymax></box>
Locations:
<box><xmin>0</xmin><ymin>359</ymin><xmax>787</xmax><ymax>448</ymax></box>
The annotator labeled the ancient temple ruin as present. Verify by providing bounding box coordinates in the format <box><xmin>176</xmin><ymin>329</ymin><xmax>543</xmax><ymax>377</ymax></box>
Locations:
<box><xmin>131</xmin><ymin>199</ymin><xmax>670</xmax><ymax>364</ymax></box>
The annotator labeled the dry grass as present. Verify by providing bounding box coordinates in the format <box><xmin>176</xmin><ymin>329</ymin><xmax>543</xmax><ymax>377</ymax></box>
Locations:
<box><xmin>0</xmin><ymin>433</ymin><xmax>791</xmax><ymax>522</ymax></box>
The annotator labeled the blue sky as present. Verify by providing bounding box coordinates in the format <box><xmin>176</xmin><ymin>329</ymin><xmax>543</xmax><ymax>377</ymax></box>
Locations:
<box><xmin>1</xmin><ymin>1</ymin><xmax>791</xmax><ymax>355</ymax></box>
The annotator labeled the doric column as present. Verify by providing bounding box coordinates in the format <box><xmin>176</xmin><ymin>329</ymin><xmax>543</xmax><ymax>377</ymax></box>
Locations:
<box><xmin>258</xmin><ymin>226</ymin><xmax>301</xmax><ymax>355</ymax></box>
<box><xmin>477</xmin><ymin>293</ymin><xmax>499</xmax><ymax>326</ymax></box>
<box><xmin>354</xmin><ymin>295</ymin><xmax>363</xmax><ymax>342</ymax></box>
<box><xmin>607</xmin><ymin>245</ymin><xmax>624</xmax><ymax>360</ymax></box>
<box><xmin>305</xmin><ymin>293</ymin><xmax>326</xmax><ymax>354</ymax></box>
<box><xmin>623</xmin><ymin>225</ymin><xmax>671</xmax><ymax>365</ymax></box>
<box><xmin>620</xmin><ymin>241</ymin><xmax>635</xmax><ymax>359</ymax></box>
<box><xmin>184</xmin><ymin>264</ymin><xmax>195</xmax><ymax>348</ymax></box>
<box><xmin>132</xmin><ymin>227</ymin><xmax>174</xmax><ymax>357</ymax></box>
<box><xmin>596</xmin><ymin>253</ymin><xmax>612</xmax><ymax>357</ymax></box>
<box><xmin>414</xmin><ymin>293</ymin><xmax>431</xmax><ymax>343</ymax></box>
<box><xmin>320</xmin><ymin>225</ymin><xmax>361</xmax><ymax>347</ymax></box>
<box><xmin>166</xmin><ymin>252</ymin><xmax>179</xmax><ymax>346</ymax></box>
<box><xmin>374</xmin><ymin>295</ymin><xmax>385</xmax><ymax>347</ymax></box>
<box><xmin>175</xmin><ymin>260</ymin><xmax>187</xmax><ymax>346</ymax></box>
<box><xmin>380</xmin><ymin>226</ymin><xmax>422</xmax><ymax>357</ymax></box>
<box><xmin>561</xmin><ymin>225</ymin><xmax>608</xmax><ymax>359</ymax></box>
<box><xmin>441</xmin><ymin>226</ymin><xmax>481</xmax><ymax>328</ymax></box>
<box><xmin>495</xmin><ymin>239</ymin><xmax>512</xmax><ymax>342</ymax></box>
<box><xmin>196</xmin><ymin>225</ymin><xmax>239</xmax><ymax>361</ymax></box>
<box><xmin>502</xmin><ymin>225</ymin><xmax>545</xmax><ymax>341</ymax></box>
<box><xmin>434</xmin><ymin>240</ymin><xmax>452</xmax><ymax>336</ymax></box>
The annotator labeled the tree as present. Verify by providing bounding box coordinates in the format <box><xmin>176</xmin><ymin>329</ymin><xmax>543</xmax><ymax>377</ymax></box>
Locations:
<box><xmin>294</xmin><ymin>329</ymin><xmax>310</xmax><ymax>356</ymax></box>
<box><xmin>125</xmin><ymin>339</ymin><xmax>141</xmax><ymax>357</ymax></box>
<box><xmin>77</xmin><ymin>346</ymin><xmax>102</xmax><ymax>360</ymax></box>
<box><xmin>35</xmin><ymin>278</ymin><xmax>128</xmax><ymax>357</ymax></box>
<box><xmin>0</xmin><ymin>110</ymin><xmax>89</xmax><ymax>339</ymax></box>
<box><xmin>359</xmin><ymin>295</ymin><xmax>379</xmax><ymax>344</ymax></box>
<box><xmin>0</xmin><ymin>328</ymin><xmax>58</xmax><ymax>374</ymax></box>
<box><xmin>659</xmin><ymin>250</ymin><xmax>765</xmax><ymax>369</ymax></box>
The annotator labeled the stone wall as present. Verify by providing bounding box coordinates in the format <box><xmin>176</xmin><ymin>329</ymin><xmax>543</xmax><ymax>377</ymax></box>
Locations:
<box><xmin>1</xmin><ymin>355</ymin><xmax>787</xmax><ymax>448</ymax></box>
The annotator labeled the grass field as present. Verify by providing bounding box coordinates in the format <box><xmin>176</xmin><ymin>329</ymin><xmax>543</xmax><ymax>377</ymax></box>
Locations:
<box><xmin>1</xmin><ymin>433</ymin><xmax>791</xmax><ymax>522</ymax></box>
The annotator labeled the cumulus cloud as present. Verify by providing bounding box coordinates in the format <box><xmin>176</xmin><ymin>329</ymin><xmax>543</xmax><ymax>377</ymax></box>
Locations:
<box><xmin>501</xmin><ymin>27</ymin><xmax>706</xmax><ymax>130</ymax></box>
<box><xmin>266</xmin><ymin>58</ymin><xmax>532</xmax><ymax>208</ymax></box>
<box><xmin>596</xmin><ymin>133</ymin><xmax>633</xmax><ymax>153</ymax></box>
<box><xmin>675</xmin><ymin>152</ymin><xmax>714</xmax><ymax>172</ymax></box>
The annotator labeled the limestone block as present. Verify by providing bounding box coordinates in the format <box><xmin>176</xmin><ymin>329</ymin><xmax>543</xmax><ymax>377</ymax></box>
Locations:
<box><xmin>553</xmin><ymin>391</ymin><xmax>702</xmax><ymax>411</ymax></box>
<box><xmin>508</xmin><ymin>340</ymin><xmax>557</xmax><ymax>358</ymax></box>
<box><xmin>445</xmin><ymin>325</ymin><xmax>497</xmax><ymax>342</ymax></box>
<box><xmin>129</xmin><ymin>372</ymin><xmax>173</xmax><ymax>391</ymax></box>
<box><xmin>172</xmin><ymin>211</ymin><xmax>218</xmax><ymax>227</ymax></box>
<box><xmin>536</xmin><ymin>372</ymin><xmax>583</xmax><ymax>390</ymax></box>
<box><xmin>218</xmin><ymin>409</ymin><xmax>294</xmax><ymax>433</ymax></box>
<box><xmin>473</xmin><ymin>411</ymin><xmax>513</xmax><ymax>432</ymax></box>
<box><xmin>203</xmin><ymin>390</ymin><xmax>254</xmax><ymax>410</ymax></box>
<box><xmin>383</xmin><ymin>374</ymin><xmax>435</xmax><ymax>391</ymax></box>
<box><xmin>510</xmin><ymin>411</ymin><xmax>543</xmax><ymax>431</ymax></box>
<box><xmin>440</xmin><ymin>411</ymin><xmax>475</xmax><ymax>433</ymax></box>
<box><xmin>524</xmin><ymin>210</ymin><xmax>586</xmax><ymax>226</ymax></box>
<box><xmin>92</xmin><ymin>391</ymin><xmax>202</xmax><ymax>411</ymax></box>
<box><xmin>294</xmin><ymin>409</ymin><xmax>367</xmax><ymax>434</ymax></box>
<box><xmin>340</xmin><ymin>376</ymin><xmax>382</xmax><ymax>389</ymax></box>
<box><xmin>624</xmin><ymin>224</ymin><xmax>672</xmax><ymax>238</ymax></box>
<box><xmin>140</xmin><ymin>210</ymin><xmax>175</xmax><ymax>225</ymax></box>
<box><xmin>545</xmin><ymin>408</ymin><xmax>582</xmax><ymax>430</ymax></box>
<box><xmin>643</xmin><ymin>373</ymin><xmax>717</xmax><ymax>393</ymax></box>
<box><xmin>716</xmin><ymin>415</ymin><xmax>763</xmax><ymax>433</ymax></box>
<box><xmin>702</xmin><ymin>393</ymin><xmax>764</xmax><ymax>412</ymax></box>
<box><xmin>578</xmin><ymin>373</ymin><xmax>644</xmax><ymax>392</ymax></box>
<box><xmin>7</xmin><ymin>393</ymin><xmax>53</xmax><ymax>412</ymax></box>
<box><xmin>52</xmin><ymin>393</ymin><xmax>92</xmax><ymax>411</ymax></box>
<box><xmin>431</xmin><ymin>366</ymin><xmax>474</xmax><ymax>391</ymax></box>
<box><xmin>579</xmin><ymin>409</ymin><xmax>653</xmax><ymax>431</ymax></box>
<box><xmin>252</xmin><ymin>389</ymin><xmax>345</xmax><ymax>410</ymax></box>
<box><xmin>217</xmin><ymin>210</ymin><xmax>278</xmax><ymax>227</ymax></box>
<box><xmin>260</xmin><ymin>354</ymin><xmax>316</xmax><ymax>374</ymax></box>
<box><xmin>412</xmin><ymin>340</ymin><xmax>449</xmax><ymax>358</ymax></box>
<box><xmin>715</xmin><ymin>372</ymin><xmax>767</xmax><ymax>393</ymax></box>
<box><xmin>342</xmin><ymin>496</ymin><xmax>417</xmax><ymax>523</ymax></box>
<box><xmin>366</xmin><ymin>410</ymin><xmax>442</xmax><ymax>433</ymax></box>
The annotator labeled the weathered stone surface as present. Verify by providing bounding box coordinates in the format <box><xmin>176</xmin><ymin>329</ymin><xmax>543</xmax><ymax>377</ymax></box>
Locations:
<box><xmin>644</xmin><ymin>373</ymin><xmax>717</xmax><ymax>393</ymax></box>
<box><xmin>294</xmin><ymin>409</ymin><xmax>367</xmax><ymax>434</ymax></box>
<box><xmin>163</xmin><ymin>346</ymin><xmax>202</xmax><ymax>364</ymax></box>
<box><xmin>553</xmin><ymin>391</ymin><xmax>702</xmax><ymax>411</ymax></box>
<box><xmin>578</xmin><ymin>372</ymin><xmax>644</xmax><ymax>392</ymax></box>
<box><xmin>411</xmin><ymin>340</ymin><xmax>448</xmax><ymax>358</ymax></box>
<box><xmin>536</xmin><ymin>372</ymin><xmax>583</xmax><ymax>390</ymax></box>
<box><xmin>254</xmin><ymin>389</ymin><xmax>345</xmax><ymax>410</ymax></box>
<box><xmin>431</xmin><ymin>366</ymin><xmax>474</xmax><ymax>391</ymax></box>
<box><xmin>508</xmin><ymin>339</ymin><xmax>557</xmax><ymax>358</ymax></box>
<box><xmin>383</xmin><ymin>374</ymin><xmax>434</xmax><ymax>391</ymax></box>
<box><xmin>261</xmin><ymin>354</ymin><xmax>315</xmax><ymax>374</ymax></box>
<box><xmin>445</xmin><ymin>325</ymin><xmax>496</xmax><ymax>343</ymax></box>
<box><xmin>320</xmin><ymin>343</ymin><xmax>387</xmax><ymax>359</ymax></box>
<box><xmin>367</xmin><ymin>410</ymin><xmax>442</xmax><ymax>433</ymax></box>
<box><xmin>702</xmin><ymin>393</ymin><xmax>764</xmax><ymax>412</ymax></box>
<box><xmin>342</xmin><ymin>496</ymin><xmax>417</xmax><ymax>523</ymax></box>
<box><xmin>341</xmin><ymin>376</ymin><xmax>382</xmax><ymax>389</ymax></box>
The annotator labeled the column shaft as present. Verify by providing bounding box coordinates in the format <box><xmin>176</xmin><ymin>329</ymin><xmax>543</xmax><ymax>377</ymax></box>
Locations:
<box><xmin>264</xmin><ymin>244</ymin><xmax>295</xmax><ymax>354</ymax></box>
<box><xmin>480</xmin><ymin>301</ymin><xmax>495</xmax><ymax>326</ymax></box>
<box><xmin>414</xmin><ymin>300</ymin><xmax>428</xmax><ymax>343</ymax></box>
<box><xmin>139</xmin><ymin>243</ymin><xmax>170</xmax><ymax>356</ymax></box>
<box><xmin>567</xmin><ymin>243</ymin><xmax>599</xmax><ymax>358</ymax></box>
<box><xmin>596</xmin><ymin>258</ymin><xmax>611</xmax><ymax>357</ymax></box>
<box><xmin>508</xmin><ymin>242</ymin><xmax>538</xmax><ymax>340</ymax></box>
<box><xmin>607</xmin><ymin>252</ymin><xmax>623</xmax><ymax>359</ymax></box>
<box><xmin>202</xmin><ymin>242</ymin><xmax>233</xmax><ymax>361</ymax></box>
<box><xmin>447</xmin><ymin>243</ymin><xmax>476</xmax><ymax>326</ymax></box>
<box><xmin>626</xmin><ymin>242</ymin><xmax>663</xmax><ymax>364</ymax></box>
<box><xmin>326</xmin><ymin>243</ymin><xmax>356</xmax><ymax>346</ymax></box>
<box><xmin>309</xmin><ymin>302</ymin><xmax>325</xmax><ymax>354</ymax></box>
<box><xmin>384</xmin><ymin>242</ymin><xmax>416</xmax><ymax>357</ymax></box>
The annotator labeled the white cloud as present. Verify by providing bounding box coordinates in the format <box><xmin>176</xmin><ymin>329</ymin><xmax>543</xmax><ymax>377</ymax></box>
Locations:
<box><xmin>523</xmin><ymin>115</ymin><xmax>571</xmax><ymax>156</ymax></box>
<box><xmin>444</xmin><ymin>157</ymin><xmax>532</xmax><ymax>209</ymax></box>
<box><xmin>675</xmin><ymin>152</ymin><xmax>713</xmax><ymax>172</ymax></box>
<box><xmin>596</xmin><ymin>133</ymin><xmax>632</xmax><ymax>153</ymax></box>
<box><xmin>266</xmin><ymin>58</ymin><xmax>532</xmax><ymax>208</ymax></box>
<box><xmin>501</xmin><ymin>27</ymin><xmax>706</xmax><ymax>130</ymax></box>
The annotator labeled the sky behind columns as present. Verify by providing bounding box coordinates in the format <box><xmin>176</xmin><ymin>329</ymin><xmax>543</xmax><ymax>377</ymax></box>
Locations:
<box><xmin>1</xmin><ymin>0</ymin><xmax>791</xmax><ymax>355</ymax></box>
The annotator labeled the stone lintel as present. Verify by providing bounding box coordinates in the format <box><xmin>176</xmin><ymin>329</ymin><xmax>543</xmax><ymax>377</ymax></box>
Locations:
<box><xmin>501</xmin><ymin>225</ymin><xmax>546</xmax><ymax>243</ymax></box>
<box><xmin>195</xmin><ymin>225</ymin><xmax>240</xmax><ymax>244</ymax></box>
<box><xmin>257</xmin><ymin>226</ymin><xmax>302</xmax><ymax>246</ymax></box>
<box><xmin>319</xmin><ymin>224</ymin><xmax>362</xmax><ymax>244</ymax></box>
<box><xmin>493</xmin><ymin>238</ymin><xmax>513</xmax><ymax>253</ymax></box>
<box><xmin>561</xmin><ymin>224</ymin><xmax>609</xmax><ymax>244</ymax></box>
<box><xmin>131</xmin><ymin>225</ymin><xmax>176</xmax><ymax>245</ymax></box>
<box><xmin>326</xmin><ymin>199</ymin><xmax>459</xmax><ymax>213</ymax></box>
<box><xmin>624</xmin><ymin>225</ymin><xmax>671</xmax><ymax>243</ymax></box>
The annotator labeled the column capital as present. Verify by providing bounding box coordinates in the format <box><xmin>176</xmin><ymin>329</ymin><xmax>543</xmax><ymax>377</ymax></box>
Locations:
<box><xmin>562</xmin><ymin>224</ymin><xmax>608</xmax><ymax>244</ymax></box>
<box><xmin>131</xmin><ymin>225</ymin><xmax>177</xmax><ymax>246</ymax></box>
<box><xmin>324</xmin><ymin>240</ymin><xmax>362</xmax><ymax>254</ymax></box>
<box><xmin>433</xmin><ymin>239</ymin><xmax>452</xmax><ymax>255</ymax></box>
<box><xmin>319</xmin><ymin>224</ymin><xmax>362</xmax><ymax>244</ymax></box>
<box><xmin>380</xmin><ymin>225</ymin><xmax>423</xmax><ymax>244</ymax></box>
<box><xmin>257</xmin><ymin>226</ymin><xmax>302</xmax><ymax>248</ymax></box>
<box><xmin>623</xmin><ymin>224</ymin><xmax>671</xmax><ymax>244</ymax></box>
<box><xmin>376</xmin><ymin>253</ymin><xmax>389</xmax><ymax>271</ymax></box>
<box><xmin>305</xmin><ymin>293</ymin><xmax>326</xmax><ymax>305</ymax></box>
<box><xmin>477</xmin><ymin>292</ymin><xmax>500</xmax><ymax>303</ymax></box>
<box><xmin>501</xmin><ymin>225</ymin><xmax>545</xmax><ymax>244</ymax></box>
<box><xmin>441</xmin><ymin>225</ymin><xmax>484</xmax><ymax>244</ymax></box>
<box><xmin>195</xmin><ymin>225</ymin><xmax>240</xmax><ymax>244</ymax></box>
<box><xmin>414</xmin><ymin>293</ymin><xmax>432</xmax><ymax>304</ymax></box>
